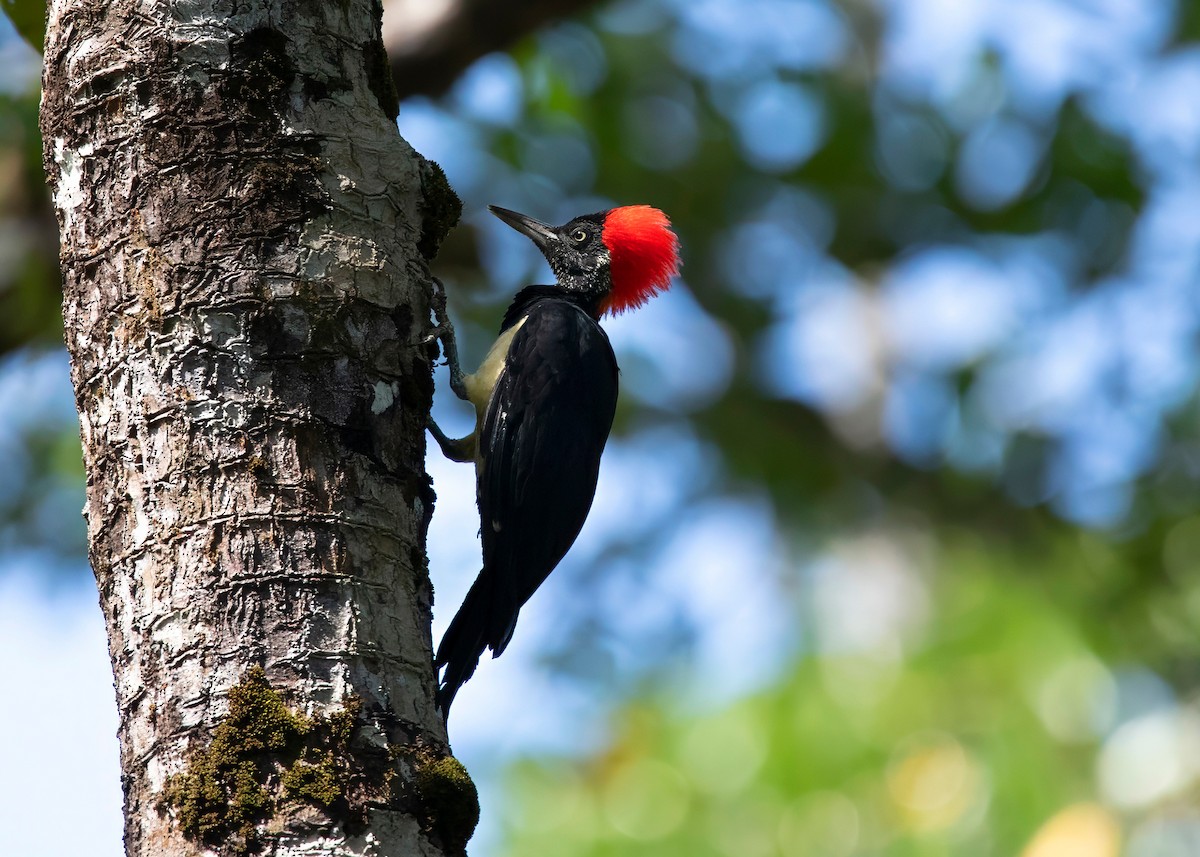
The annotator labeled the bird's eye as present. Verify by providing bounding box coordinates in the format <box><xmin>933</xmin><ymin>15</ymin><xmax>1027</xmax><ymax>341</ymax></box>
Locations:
<box><xmin>571</xmin><ymin>228</ymin><xmax>588</xmax><ymax>244</ymax></box>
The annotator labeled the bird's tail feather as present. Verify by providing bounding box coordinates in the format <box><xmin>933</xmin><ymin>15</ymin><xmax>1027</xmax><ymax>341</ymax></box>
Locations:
<box><xmin>434</xmin><ymin>571</ymin><xmax>492</xmax><ymax>720</ymax></box>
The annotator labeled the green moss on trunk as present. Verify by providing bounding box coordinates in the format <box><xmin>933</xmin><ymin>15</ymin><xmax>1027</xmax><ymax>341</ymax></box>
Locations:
<box><xmin>157</xmin><ymin>667</ymin><xmax>364</xmax><ymax>854</ymax></box>
<box><xmin>412</xmin><ymin>751</ymin><xmax>480</xmax><ymax>855</ymax></box>
<box><xmin>417</xmin><ymin>158</ymin><xmax>462</xmax><ymax>260</ymax></box>
<box><xmin>158</xmin><ymin>667</ymin><xmax>479</xmax><ymax>854</ymax></box>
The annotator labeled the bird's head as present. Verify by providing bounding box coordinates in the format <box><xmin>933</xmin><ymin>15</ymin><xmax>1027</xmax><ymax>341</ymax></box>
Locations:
<box><xmin>488</xmin><ymin>204</ymin><xmax>680</xmax><ymax>315</ymax></box>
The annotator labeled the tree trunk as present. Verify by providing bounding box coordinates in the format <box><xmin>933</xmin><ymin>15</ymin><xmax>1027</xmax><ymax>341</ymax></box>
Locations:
<box><xmin>39</xmin><ymin>1</ymin><xmax>468</xmax><ymax>855</ymax></box>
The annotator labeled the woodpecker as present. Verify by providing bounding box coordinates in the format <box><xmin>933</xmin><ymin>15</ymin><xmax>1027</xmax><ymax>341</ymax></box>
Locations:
<box><xmin>427</xmin><ymin>204</ymin><xmax>680</xmax><ymax>719</ymax></box>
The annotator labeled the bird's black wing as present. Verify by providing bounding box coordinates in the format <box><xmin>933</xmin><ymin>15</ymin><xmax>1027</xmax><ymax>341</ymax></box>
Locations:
<box><xmin>435</xmin><ymin>298</ymin><xmax>617</xmax><ymax>714</ymax></box>
<box><xmin>479</xmin><ymin>299</ymin><xmax>619</xmax><ymax>648</ymax></box>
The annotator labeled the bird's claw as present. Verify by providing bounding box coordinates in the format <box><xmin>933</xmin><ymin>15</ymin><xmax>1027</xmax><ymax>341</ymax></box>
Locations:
<box><xmin>427</xmin><ymin>276</ymin><xmax>469</xmax><ymax>401</ymax></box>
<box><xmin>422</xmin><ymin>324</ymin><xmax>449</xmax><ymax>349</ymax></box>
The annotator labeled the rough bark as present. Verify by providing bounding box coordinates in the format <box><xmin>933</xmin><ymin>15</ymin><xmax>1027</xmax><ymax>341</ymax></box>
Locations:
<box><xmin>40</xmin><ymin>1</ymin><xmax>467</xmax><ymax>855</ymax></box>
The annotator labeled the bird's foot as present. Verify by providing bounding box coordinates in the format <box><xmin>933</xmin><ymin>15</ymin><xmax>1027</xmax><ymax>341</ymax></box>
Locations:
<box><xmin>428</xmin><ymin>418</ymin><xmax>476</xmax><ymax>462</ymax></box>
<box><xmin>425</xmin><ymin>277</ymin><xmax>469</xmax><ymax>401</ymax></box>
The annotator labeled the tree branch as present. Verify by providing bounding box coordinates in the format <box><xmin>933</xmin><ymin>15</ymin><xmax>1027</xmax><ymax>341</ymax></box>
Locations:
<box><xmin>382</xmin><ymin>0</ymin><xmax>604</xmax><ymax>99</ymax></box>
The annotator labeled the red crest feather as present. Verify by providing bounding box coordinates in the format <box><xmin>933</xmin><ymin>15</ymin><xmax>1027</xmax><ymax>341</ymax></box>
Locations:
<box><xmin>600</xmin><ymin>205</ymin><xmax>680</xmax><ymax>315</ymax></box>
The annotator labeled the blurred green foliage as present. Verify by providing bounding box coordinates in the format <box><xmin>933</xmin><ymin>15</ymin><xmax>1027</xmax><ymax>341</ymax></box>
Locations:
<box><xmin>0</xmin><ymin>92</ymin><xmax>62</xmax><ymax>352</ymax></box>
<box><xmin>500</xmin><ymin>536</ymin><xmax>1140</xmax><ymax>857</ymax></box>
<box><xmin>1</xmin><ymin>0</ymin><xmax>44</xmax><ymax>50</ymax></box>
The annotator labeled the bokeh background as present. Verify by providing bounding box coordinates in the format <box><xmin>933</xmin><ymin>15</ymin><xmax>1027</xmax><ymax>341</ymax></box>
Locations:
<box><xmin>3</xmin><ymin>0</ymin><xmax>1200</xmax><ymax>854</ymax></box>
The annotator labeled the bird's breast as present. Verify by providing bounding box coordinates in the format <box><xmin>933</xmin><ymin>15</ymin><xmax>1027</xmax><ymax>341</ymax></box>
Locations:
<box><xmin>463</xmin><ymin>316</ymin><xmax>528</xmax><ymax>418</ymax></box>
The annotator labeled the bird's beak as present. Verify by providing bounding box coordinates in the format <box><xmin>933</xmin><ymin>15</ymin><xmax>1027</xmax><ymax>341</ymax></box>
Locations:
<box><xmin>488</xmin><ymin>205</ymin><xmax>560</xmax><ymax>253</ymax></box>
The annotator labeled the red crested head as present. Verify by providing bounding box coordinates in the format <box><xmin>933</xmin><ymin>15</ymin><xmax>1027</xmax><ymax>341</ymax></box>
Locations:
<box><xmin>600</xmin><ymin>205</ymin><xmax>680</xmax><ymax>315</ymax></box>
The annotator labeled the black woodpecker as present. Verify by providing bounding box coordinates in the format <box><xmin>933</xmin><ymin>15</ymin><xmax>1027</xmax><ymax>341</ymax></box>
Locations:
<box><xmin>427</xmin><ymin>204</ymin><xmax>681</xmax><ymax>719</ymax></box>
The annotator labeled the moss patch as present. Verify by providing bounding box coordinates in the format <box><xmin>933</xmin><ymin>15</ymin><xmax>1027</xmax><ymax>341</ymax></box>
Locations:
<box><xmin>417</xmin><ymin>159</ymin><xmax>462</xmax><ymax>260</ymax></box>
<box><xmin>412</xmin><ymin>750</ymin><xmax>479</xmax><ymax>855</ymax></box>
<box><xmin>157</xmin><ymin>667</ymin><xmax>364</xmax><ymax>854</ymax></box>
<box><xmin>281</xmin><ymin>753</ymin><xmax>341</xmax><ymax>806</ymax></box>
<box><xmin>328</xmin><ymin>695</ymin><xmax>363</xmax><ymax>746</ymax></box>
<box><xmin>157</xmin><ymin>669</ymin><xmax>477</xmax><ymax>854</ymax></box>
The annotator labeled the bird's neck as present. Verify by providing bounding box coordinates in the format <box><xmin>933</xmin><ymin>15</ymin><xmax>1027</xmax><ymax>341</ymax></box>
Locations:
<box><xmin>500</xmin><ymin>285</ymin><xmax>607</xmax><ymax>331</ymax></box>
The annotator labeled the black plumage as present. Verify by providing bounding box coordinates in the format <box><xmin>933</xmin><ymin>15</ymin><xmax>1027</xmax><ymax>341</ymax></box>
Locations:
<box><xmin>434</xmin><ymin>290</ymin><xmax>618</xmax><ymax>716</ymax></box>
<box><xmin>427</xmin><ymin>204</ymin><xmax>678</xmax><ymax>721</ymax></box>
